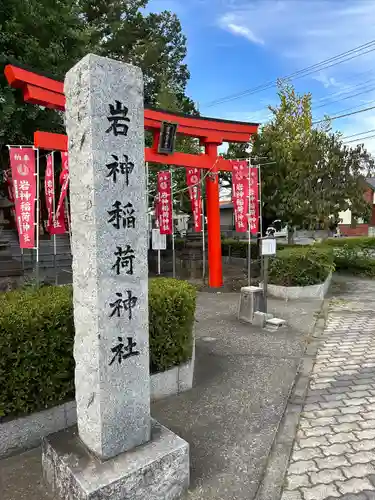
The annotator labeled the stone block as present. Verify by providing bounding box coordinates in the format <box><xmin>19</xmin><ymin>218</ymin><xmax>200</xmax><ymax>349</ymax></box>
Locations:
<box><xmin>252</xmin><ymin>311</ymin><xmax>269</xmax><ymax>328</ymax></box>
<box><xmin>238</xmin><ymin>286</ymin><xmax>264</xmax><ymax>323</ymax></box>
<box><xmin>42</xmin><ymin>420</ymin><xmax>189</xmax><ymax>500</ymax></box>
<box><xmin>150</xmin><ymin>367</ymin><xmax>179</xmax><ymax>401</ymax></box>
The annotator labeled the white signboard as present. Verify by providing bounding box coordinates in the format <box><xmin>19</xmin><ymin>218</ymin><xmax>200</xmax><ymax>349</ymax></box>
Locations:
<box><xmin>152</xmin><ymin>228</ymin><xmax>166</xmax><ymax>250</ymax></box>
<box><xmin>261</xmin><ymin>237</ymin><xmax>276</xmax><ymax>256</ymax></box>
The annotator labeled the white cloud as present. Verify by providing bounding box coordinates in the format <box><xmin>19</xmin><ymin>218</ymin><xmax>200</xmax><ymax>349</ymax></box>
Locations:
<box><xmin>219</xmin><ymin>13</ymin><xmax>264</xmax><ymax>45</ymax></box>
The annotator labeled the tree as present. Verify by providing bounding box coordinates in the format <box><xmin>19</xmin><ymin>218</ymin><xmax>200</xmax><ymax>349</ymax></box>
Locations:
<box><xmin>250</xmin><ymin>82</ymin><xmax>375</xmax><ymax>241</ymax></box>
<box><xmin>79</xmin><ymin>0</ymin><xmax>193</xmax><ymax>111</ymax></box>
<box><xmin>0</xmin><ymin>0</ymin><xmax>90</xmax><ymax>155</ymax></box>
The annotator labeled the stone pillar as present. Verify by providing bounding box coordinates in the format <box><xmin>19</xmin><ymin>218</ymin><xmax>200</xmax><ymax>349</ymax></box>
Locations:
<box><xmin>42</xmin><ymin>54</ymin><xmax>189</xmax><ymax>500</ymax></box>
<box><xmin>65</xmin><ymin>53</ymin><xmax>149</xmax><ymax>459</ymax></box>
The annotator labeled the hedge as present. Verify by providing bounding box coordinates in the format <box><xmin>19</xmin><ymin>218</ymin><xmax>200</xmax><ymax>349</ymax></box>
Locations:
<box><xmin>322</xmin><ymin>237</ymin><xmax>375</xmax><ymax>249</ymax></box>
<box><xmin>318</xmin><ymin>238</ymin><xmax>375</xmax><ymax>277</ymax></box>
<box><xmin>268</xmin><ymin>247</ymin><xmax>335</xmax><ymax>287</ymax></box>
<box><xmin>0</xmin><ymin>278</ymin><xmax>196</xmax><ymax>419</ymax></box>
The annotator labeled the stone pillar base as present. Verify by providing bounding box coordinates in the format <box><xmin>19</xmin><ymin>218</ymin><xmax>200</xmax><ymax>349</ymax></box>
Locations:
<box><xmin>42</xmin><ymin>420</ymin><xmax>189</xmax><ymax>500</ymax></box>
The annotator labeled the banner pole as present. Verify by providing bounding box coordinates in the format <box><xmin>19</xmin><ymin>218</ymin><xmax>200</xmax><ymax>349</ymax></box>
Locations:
<box><xmin>247</xmin><ymin>158</ymin><xmax>251</xmax><ymax>286</ymax></box>
<box><xmin>202</xmin><ymin>176</ymin><xmax>206</xmax><ymax>283</ymax></box>
<box><xmin>35</xmin><ymin>147</ymin><xmax>40</xmax><ymax>286</ymax></box>
<box><xmin>258</xmin><ymin>163</ymin><xmax>263</xmax><ymax>285</ymax></box>
<box><xmin>170</xmin><ymin>169</ymin><xmax>176</xmax><ymax>279</ymax></box>
<box><xmin>51</xmin><ymin>153</ymin><xmax>57</xmax><ymax>285</ymax></box>
<box><xmin>146</xmin><ymin>162</ymin><xmax>149</xmax><ymax>259</ymax></box>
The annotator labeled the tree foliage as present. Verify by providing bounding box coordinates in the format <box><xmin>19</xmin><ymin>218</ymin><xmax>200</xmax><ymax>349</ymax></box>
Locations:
<box><xmin>224</xmin><ymin>82</ymin><xmax>375</xmax><ymax>238</ymax></box>
<box><xmin>0</xmin><ymin>0</ymin><xmax>195</xmax><ymax>157</ymax></box>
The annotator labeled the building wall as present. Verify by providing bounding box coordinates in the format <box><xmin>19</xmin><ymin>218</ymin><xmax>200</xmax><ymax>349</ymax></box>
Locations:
<box><xmin>220</xmin><ymin>208</ymin><xmax>234</xmax><ymax>229</ymax></box>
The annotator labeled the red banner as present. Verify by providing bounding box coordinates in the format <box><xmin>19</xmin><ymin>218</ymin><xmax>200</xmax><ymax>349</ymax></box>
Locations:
<box><xmin>231</xmin><ymin>161</ymin><xmax>259</xmax><ymax>234</ymax></box>
<box><xmin>186</xmin><ymin>168</ymin><xmax>202</xmax><ymax>232</ymax></box>
<box><xmin>249</xmin><ymin>167</ymin><xmax>259</xmax><ymax>235</ymax></box>
<box><xmin>45</xmin><ymin>154</ymin><xmax>54</xmax><ymax>231</ymax></box>
<box><xmin>157</xmin><ymin>171</ymin><xmax>173</xmax><ymax>235</ymax></box>
<box><xmin>232</xmin><ymin>160</ymin><xmax>249</xmax><ymax>233</ymax></box>
<box><xmin>50</xmin><ymin>152</ymin><xmax>69</xmax><ymax>235</ymax></box>
<box><xmin>9</xmin><ymin>148</ymin><xmax>36</xmax><ymax>249</ymax></box>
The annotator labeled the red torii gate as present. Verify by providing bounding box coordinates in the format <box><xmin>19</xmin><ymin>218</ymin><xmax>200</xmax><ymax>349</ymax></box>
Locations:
<box><xmin>4</xmin><ymin>64</ymin><xmax>259</xmax><ymax>288</ymax></box>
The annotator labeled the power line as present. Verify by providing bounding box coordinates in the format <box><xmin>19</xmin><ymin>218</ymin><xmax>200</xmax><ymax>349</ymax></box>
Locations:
<box><xmin>344</xmin><ymin>133</ymin><xmax>375</xmax><ymax>144</ymax></box>
<box><xmin>204</xmin><ymin>39</ymin><xmax>375</xmax><ymax>108</ymax></box>
<box><xmin>313</xmin><ymin>104</ymin><xmax>375</xmax><ymax>125</ymax></box>
<box><xmin>342</xmin><ymin>129</ymin><xmax>375</xmax><ymax>140</ymax></box>
<box><xmin>313</xmin><ymin>83</ymin><xmax>375</xmax><ymax>110</ymax></box>
<box><xmin>313</xmin><ymin>99</ymin><xmax>375</xmax><ymax>123</ymax></box>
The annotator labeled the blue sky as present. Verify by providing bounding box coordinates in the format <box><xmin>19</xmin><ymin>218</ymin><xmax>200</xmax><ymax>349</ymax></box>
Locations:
<box><xmin>147</xmin><ymin>0</ymin><xmax>375</xmax><ymax>152</ymax></box>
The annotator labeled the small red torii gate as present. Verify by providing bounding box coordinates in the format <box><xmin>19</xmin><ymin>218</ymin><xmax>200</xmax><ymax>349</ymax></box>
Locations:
<box><xmin>4</xmin><ymin>64</ymin><xmax>259</xmax><ymax>288</ymax></box>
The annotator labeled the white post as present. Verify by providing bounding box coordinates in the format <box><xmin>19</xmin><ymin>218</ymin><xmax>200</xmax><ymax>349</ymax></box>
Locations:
<box><xmin>170</xmin><ymin>168</ymin><xmax>176</xmax><ymax>278</ymax></box>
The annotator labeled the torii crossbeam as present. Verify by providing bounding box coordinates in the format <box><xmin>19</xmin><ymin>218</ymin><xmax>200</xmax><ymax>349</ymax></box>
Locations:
<box><xmin>4</xmin><ymin>63</ymin><xmax>259</xmax><ymax>288</ymax></box>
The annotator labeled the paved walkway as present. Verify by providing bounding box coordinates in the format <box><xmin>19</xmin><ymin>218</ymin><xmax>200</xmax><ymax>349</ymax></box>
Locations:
<box><xmin>283</xmin><ymin>276</ymin><xmax>375</xmax><ymax>500</ymax></box>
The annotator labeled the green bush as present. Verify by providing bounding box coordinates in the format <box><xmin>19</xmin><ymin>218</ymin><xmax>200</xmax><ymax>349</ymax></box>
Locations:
<box><xmin>321</xmin><ymin>237</ymin><xmax>375</xmax><ymax>249</ymax></box>
<box><xmin>0</xmin><ymin>279</ymin><xmax>196</xmax><ymax>419</ymax></box>
<box><xmin>149</xmin><ymin>278</ymin><xmax>196</xmax><ymax>374</ymax></box>
<box><xmin>319</xmin><ymin>238</ymin><xmax>375</xmax><ymax>277</ymax></box>
<box><xmin>269</xmin><ymin>247</ymin><xmax>335</xmax><ymax>287</ymax></box>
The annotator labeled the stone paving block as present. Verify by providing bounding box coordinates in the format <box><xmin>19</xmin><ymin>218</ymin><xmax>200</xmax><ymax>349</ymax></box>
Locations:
<box><xmin>332</xmin><ymin>422</ymin><xmax>361</xmax><ymax>433</ymax></box>
<box><xmin>351</xmin><ymin>385</ymin><xmax>373</xmax><ymax>392</ymax></box>
<box><xmin>337</xmin><ymin>478</ymin><xmax>374</xmax><ymax>495</ymax></box>
<box><xmin>301</xmin><ymin>483</ymin><xmax>340</xmax><ymax>500</ymax></box>
<box><xmin>315</xmin><ymin>455</ymin><xmax>350</xmax><ymax>469</ymax></box>
<box><xmin>310</xmin><ymin>417</ymin><xmax>337</xmax><ymax>427</ymax></box>
<box><xmin>358</xmin><ymin>419</ymin><xmax>375</xmax><ymax>429</ymax></box>
<box><xmin>330</xmin><ymin>387</ymin><xmax>351</xmax><ymax>394</ymax></box>
<box><xmin>342</xmin><ymin>463</ymin><xmax>375</xmax><ymax>478</ymax></box>
<box><xmin>288</xmin><ymin>460</ymin><xmax>317</xmax><ymax>475</ymax></box>
<box><xmin>281</xmin><ymin>491</ymin><xmax>302</xmax><ymax>500</ymax></box>
<box><xmin>354</xmin><ymin>428</ymin><xmax>375</xmax><ymax>440</ymax></box>
<box><xmin>313</xmin><ymin>409</ymin><xmax>341</xmax><ymax>418</ymax></box>
<box><xmin>366</xmin><ymin>397</ymin><xmax>375</xmax><ymax>404</ymax></box>
<box><xmin>304</xmin><ymin>426</ymin><xmax>333</xmax><ymax>438</ymax></box>
<box><xmin>298</xmin><ymin>436</ymin><xmax>329</xmax><ymax>448</ymax></box>
<box><xmin>343</xmin><ymin>398</ymin><xmax>369</xmax><ymax>407</ymax></box>
<box><xmin>352</xmin><ymin>440</ymin><xmax>375</xmax><ymax>451</ymax></box>
<box><xmin>292</xmin><ymin>448</ymin><xmax>324</xmax><ymax>461</ymax></box>
<box><xmin>319</xmin><ymin>401</ymin><xmax>344</xmax><ymax>409</ymax></box>
<box><xmin>286</xmin><ymin>473</ymin><xmax>310</xmax><ymax>490</ymax></box>
<box><xmin>328</xmin><ymin>432</ymin><xmax>357</xmax><ymax>444</ymax></box>
<box><xmin>309</xmin><ymin>468</ymin><xmax>345</xmax><ymax>485</ymax></box>
<box><xmin>362</xmin><ymin>411</ymin><xmax>375</xmax><ymax>420</ymax></box>
<box><xmin>348</xmin><ymin>391</ymin><xmax>372</xmax><ymax>398</ymax></box>
<box><xmin>302</xmin><ymin>411</ymin><xmax>319</xmax><ymax>419</ymax></box>
<box><xmin>304</xmin><ymin>404</ymin><xmax>322</xmax><ymax>412</ymax></box>
<box><xmin>321</xmin><ymin>443</ymin><xmax>355</xmax><ymax>456</ymax></box>
<box><xmin>347</xmin><ymin>451</ymin><xmax>375</xmax><ymax>464</ymax></box>
<box><xmin>366</xmin><ymin>403</ymin><xmax>375</xmax><ymax>411</ymax></box>
<box><xmin>341</xmin><ymin>406</ymin><xmax>365</xmax><ymax>415</ymax></box>
<box><xmin>322</xmin><ymin>394</ymin><xmax>347</xmax><ymax>402</ymax></box>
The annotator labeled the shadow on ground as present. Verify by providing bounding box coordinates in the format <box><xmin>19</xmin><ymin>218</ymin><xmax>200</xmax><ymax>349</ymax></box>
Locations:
<box><xmin>0</xmin><ymin>293</ymin><xmax>322</xmax><ymax>500</ymax></box>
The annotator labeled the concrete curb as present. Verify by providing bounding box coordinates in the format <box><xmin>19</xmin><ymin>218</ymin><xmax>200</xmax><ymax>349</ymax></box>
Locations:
<box><xmin>0</xmin><ymin>352</ymin><xmax>195</xmax><ymax>459</ymax></box>
<box><xmin>263</xmin><ymin>273</ymin><xmax>332</xmax><ymax>300</ymax></box>
<box><xmin>254</xmin><ymin>298</ymin><xmax>330</xmax><ymax>500</ymax></box>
